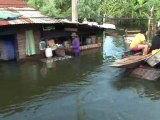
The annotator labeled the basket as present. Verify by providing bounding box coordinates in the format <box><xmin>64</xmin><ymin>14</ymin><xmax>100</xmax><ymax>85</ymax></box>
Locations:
<box><xmin>55</xmin><ymin>48</ymin><xmax>65</xmax><ymax>57</ymax></box>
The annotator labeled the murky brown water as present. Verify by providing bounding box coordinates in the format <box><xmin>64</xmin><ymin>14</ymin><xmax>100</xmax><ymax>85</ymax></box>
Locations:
<box><xmin>1</xmin><ymin>37</ymin><xmax>160</xmax><ymax>120</ymax></box>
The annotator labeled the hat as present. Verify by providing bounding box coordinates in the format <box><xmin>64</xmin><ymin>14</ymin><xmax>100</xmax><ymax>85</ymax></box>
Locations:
<box><xmin>71</xmin><ymin>32</ymin><xmax>78</xmax><ymax>37</ymax></box>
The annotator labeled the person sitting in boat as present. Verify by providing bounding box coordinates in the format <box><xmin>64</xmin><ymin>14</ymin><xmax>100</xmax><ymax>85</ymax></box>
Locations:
<box><xmin>150</xmin><ymin>29</ymin><xmax>160</xmax><ymax>55</ymax></box>
<box><xmin>129</xmin><ymin>28</ymin><xmax>149</xmax><ymax>55</ymax></box>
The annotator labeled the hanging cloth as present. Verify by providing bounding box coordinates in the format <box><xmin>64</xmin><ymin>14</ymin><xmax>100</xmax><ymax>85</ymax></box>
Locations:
<box><xmin>25</xmin><ymin>30</ymin><xmax>36</xmax><ymax>56</ymax></box>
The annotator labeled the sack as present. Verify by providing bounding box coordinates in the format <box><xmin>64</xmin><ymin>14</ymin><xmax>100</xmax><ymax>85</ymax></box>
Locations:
<box><xmin>47</xmin><ymin>39</ymin><xmax>55</xmax><ymax>47</ymax></box>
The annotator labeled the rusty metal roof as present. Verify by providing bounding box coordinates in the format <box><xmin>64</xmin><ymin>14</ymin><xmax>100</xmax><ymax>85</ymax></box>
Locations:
<box><xmin>0</xmin><ymin>0</ymin><xmax>27</xmax><ymax>8</ymax></box>
<box><xmin>0</xmin><ymin>0</ymin><xmax>64</xmax><ymax>25</ymax></box>
<box><xmin>0</xmin><ymin>7</ymin><xmax>67</xmax><ymax>26</ymax></box>
<box><xmin>0</xmin><ymin>1</ymin><xmax>104</xmax><ymax>29</ymax></box>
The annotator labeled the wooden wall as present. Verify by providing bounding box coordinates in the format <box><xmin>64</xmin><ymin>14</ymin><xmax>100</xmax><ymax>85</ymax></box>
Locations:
<box><xmin>16</xmin><ymin>25</ymin><xmax>41</xmax><ymax>60</ymax></box>
<box><xmin>17</xmin><ymin>30</ymin><xmax>25</xmax><ymax>60</ymax></box>
<box><xmin>34</xmin><ymin>30</ymin><xmax>41</xmax><ymax>55</ymax></box>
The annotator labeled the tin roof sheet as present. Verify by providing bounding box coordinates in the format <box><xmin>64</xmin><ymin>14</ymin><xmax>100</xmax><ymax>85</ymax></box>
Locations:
<box><xmin>0</xmin><ymin>0</ymin><xmax>27</xmax><ymax>8</ymax></box>
<box><xmin>0</xmin><ymin>7</ymin><xmax>66</xmax><ymax>26</ymax></box>
<box><xmin>0</xmin><ymin>1</ymin><xmax>104</xmax><ymax>28</ymax></box>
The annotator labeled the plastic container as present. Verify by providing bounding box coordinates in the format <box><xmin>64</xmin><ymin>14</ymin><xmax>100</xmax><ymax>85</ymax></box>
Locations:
<box><xmin>45</xmin><ymin>47</ymin><xmax>53</xmax><ymax>58</ymax></box>
<box><xmin>39</xmin><ymin>41</ymin><xmax>46</xmax><ymax>50</ymax></box>
<box><xmin>86</xmin><ymin>38</ymin><xmax>91</xmax><ymax>44</ymax></box>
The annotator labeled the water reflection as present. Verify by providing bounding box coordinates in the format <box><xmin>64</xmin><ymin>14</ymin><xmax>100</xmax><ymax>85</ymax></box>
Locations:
<box><xmin>40</xmin><ymin>60</ymin><xmax>56</xmax><ymax>78</ymax></box>
<box><xmin>112</xmin><ymin>71</ymin><xmax>160</xmax><ymax>100</ymax></box>
<box><xmin>103</xmin><ymin>35</ymin><xmax>160</xmax><ymax>101</ymax></box>
<box><xmin>40</xmin><ymin>63</ymin><xmax>47</xmax><ymax>77</ymax></box>
<box><xmin>0</xmin><ymin>49</ymin><xmax>103</xmax><ymax>118</ymax></box>
<box><xmin>72</xmin><ymin>57</ymin><xmax>80</xmax><ymax>76</ymax></box>
<box><xmin>1</xmin><ymin>46</ymin><xmax>160</xmax><ymax>120</ymax></box>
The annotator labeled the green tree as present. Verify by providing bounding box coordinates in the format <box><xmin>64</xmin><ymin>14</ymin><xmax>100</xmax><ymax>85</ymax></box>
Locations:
<box><xmin>78</xmin><ymin>0</ymin><xmax>102</xmax><ymax>21</ymax></box>
<box><xmin>54</xmin><ymin>0</ymin><xmax>71</xmax><ymax>17</ymax></box>
<box><xmin>27</xmin><ymin>0</ymin><xmax>71</xmax><ymax>18</ymax></box>
<box><xmin>100</xmin><ymin>0</ymin><xmax>149</xmax><ymax>18</ymax></box>
<box><xmin>146</xmin><ymin>0</ymin><xmax>160</xmax><ymax>20</ymax></box>
<box><xmin>27</xmin><ymin>0</ymin><xmax>160</xmax><ymax>24</ymax></box>
<box><xmin>28</xmin><ymin>0</ymin><xmax>44</xmax><ymax>9</ymax></box>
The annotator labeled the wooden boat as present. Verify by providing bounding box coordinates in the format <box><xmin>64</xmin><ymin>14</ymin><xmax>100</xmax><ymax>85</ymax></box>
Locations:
<box><xmin>130</xmin><ymin>66</ymin><xmax>160</xmax><ymax>81</ymax></box>
<box><xmin>110</xmin><ymin>54</ymin><xmax>151</xmax><ymax>68</ymax></box>
<box><xmin>110</xmin><ymin>29</ymin><xmax>151</xmax><ymax>68</ymax></box>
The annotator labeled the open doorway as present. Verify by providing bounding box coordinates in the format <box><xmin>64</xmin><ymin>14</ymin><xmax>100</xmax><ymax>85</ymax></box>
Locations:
<box><xmin>0</xmin><ymin>34</ymin><xmax>17</xmax><ymax>61</ymax></box>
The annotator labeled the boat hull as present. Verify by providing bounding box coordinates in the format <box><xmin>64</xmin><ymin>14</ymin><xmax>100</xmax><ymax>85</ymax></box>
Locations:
<box><xmin>110</xmin><ymin>54</ymin><xmax>150</xmax><ymax>68</ymax></box>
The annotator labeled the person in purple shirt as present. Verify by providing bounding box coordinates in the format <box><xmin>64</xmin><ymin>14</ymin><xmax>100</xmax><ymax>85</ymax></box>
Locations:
<box><xmin>71</xmin><ymin>32</ymin><xmax>80</xmax><ymax>56</ymax></box>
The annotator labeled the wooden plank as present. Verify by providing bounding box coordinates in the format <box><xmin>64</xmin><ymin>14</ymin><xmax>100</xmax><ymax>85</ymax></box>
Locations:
<box><xmin>110</xmin><ymin>54</ymin><xmax>151</xmax><ymax>68</ymax></box>
<box><xmin>64</xmin><ymin>28</ymin><xmax>78</xmax><ymax>32</ymax></box>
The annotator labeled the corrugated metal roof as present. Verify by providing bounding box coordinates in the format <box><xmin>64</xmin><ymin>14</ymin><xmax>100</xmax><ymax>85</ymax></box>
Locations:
<box><xmin>0</xmin><ymin>7</ymin><xmax>66</xmax><ymax>26</ymax></box>
<box><xmin>0</xmin><ymin>0</ymin><xmax>69</xmax><ymax>25</ymax></box>
<box><xmin>0</xmin><ymin>0</ymin><xmax>27</xmax><ymax>8</ymax></box>
<box><xmin>0</xmin><ymin>1</ymin><xmax>104</xmax><ymax>28</ymax></box>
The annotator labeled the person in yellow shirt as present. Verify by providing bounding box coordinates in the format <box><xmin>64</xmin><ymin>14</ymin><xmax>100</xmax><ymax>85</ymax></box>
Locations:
<box><xmin>130</xmin><ymin>29</ymin><xmax>149</xmax><ymax>55</ymax></box>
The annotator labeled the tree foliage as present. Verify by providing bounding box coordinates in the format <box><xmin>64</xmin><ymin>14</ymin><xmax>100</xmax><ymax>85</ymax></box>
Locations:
<box><xmin>27</xmin><ymin>0</ymin><xmax>71</xmax><ymax>18</ymax></box>
<box><xmin>100</xmin><ymin>0</ymin><xmax>149</xmax><ymax>18</ymax></box>
<box><xmin>27</xmin><ymin>0</ymin><xmax>160</xmax><ymax>23</ymax></box>
<box><xmin>78</xmin><ymin>0</ymin><xmax>102</xmax><ymax>21</ymax></box>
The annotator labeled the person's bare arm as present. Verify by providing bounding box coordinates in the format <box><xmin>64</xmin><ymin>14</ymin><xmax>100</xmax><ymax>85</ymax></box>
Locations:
<box><xmin>142</xmin><ymin>40</ymin><xmax>149</xmax><ymax>45</ymax></box>
<box><xmin>142</xmin><ymin>40</ymin><xmax>150</xmax><ymax>49</ymax></box>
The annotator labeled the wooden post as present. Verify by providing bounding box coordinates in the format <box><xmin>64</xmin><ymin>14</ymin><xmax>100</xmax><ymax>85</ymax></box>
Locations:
<box><xmin>103</xmin><ymin>14</ymin><xmax>106</xmax><ymax>24</ymax></box>
<box><xmin>72</xmin><ymin>0</ymin><xmax>78</xmax><ymax>22</ymax></box>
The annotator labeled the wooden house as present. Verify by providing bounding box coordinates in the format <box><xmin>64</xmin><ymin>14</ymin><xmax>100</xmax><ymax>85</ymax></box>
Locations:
<box><xmin>0</xmin><ymin>0</ymin><xmax>103</xmax><ymax>61</ymax></box>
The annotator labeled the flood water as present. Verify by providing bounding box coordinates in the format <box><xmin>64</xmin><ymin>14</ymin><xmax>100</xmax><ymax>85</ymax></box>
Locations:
<box><xmin>1</xmin><ymin>36</ymin><xmax>160</xmax><ymax>120</ymax></box>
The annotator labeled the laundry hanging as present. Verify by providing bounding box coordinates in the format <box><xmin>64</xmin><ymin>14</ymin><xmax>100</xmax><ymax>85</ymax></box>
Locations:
<box><xmin>25</xmin><ymin>30</ymin><xmax>36</xmax><ymax>56</ymax></box>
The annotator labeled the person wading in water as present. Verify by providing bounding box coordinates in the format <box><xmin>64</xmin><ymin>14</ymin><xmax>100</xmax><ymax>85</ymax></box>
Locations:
<box><xmin>71</xmin><ymin>32</ymin><xmax>80</xmax><ymax>56</ymax></box>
